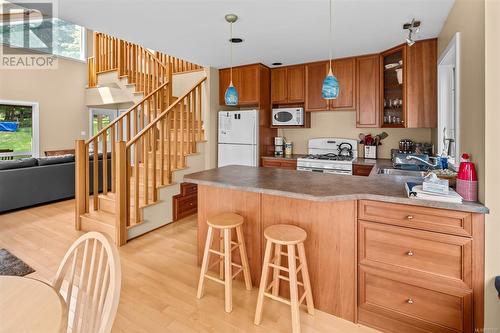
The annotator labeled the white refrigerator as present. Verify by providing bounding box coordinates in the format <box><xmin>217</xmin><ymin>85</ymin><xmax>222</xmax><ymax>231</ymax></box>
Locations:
<box><xmin>218</xmin><ymin>110</ymin><xmax>259</xmax><ymax>167</ymax></box>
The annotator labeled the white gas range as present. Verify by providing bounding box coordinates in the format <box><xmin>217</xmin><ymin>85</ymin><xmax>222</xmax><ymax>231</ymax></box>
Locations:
<box><xmin>297</xmin><ymin>138</ymin><xmax>358</xmax><ymax>175</ymax></box>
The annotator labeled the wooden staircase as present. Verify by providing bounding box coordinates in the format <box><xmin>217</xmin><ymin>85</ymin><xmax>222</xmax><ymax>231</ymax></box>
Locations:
<box><xmin>76</xmin><ymin>32</ymin><xmax>207</xmax><ymax>246</ymax></box>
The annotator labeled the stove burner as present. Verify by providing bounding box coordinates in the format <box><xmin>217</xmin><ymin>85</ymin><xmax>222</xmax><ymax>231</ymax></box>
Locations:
<box><xmin>302</xmin><ymin>153</ymin><xmax>354</xmax><ymax>161</ymax></box>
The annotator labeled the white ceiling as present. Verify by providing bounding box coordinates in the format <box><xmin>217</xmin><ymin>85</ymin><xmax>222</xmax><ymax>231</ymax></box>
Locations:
<box><xmin>58</xmin><ymin>0</ymin><xmax>454</xmax><ymax>69</ymax></box>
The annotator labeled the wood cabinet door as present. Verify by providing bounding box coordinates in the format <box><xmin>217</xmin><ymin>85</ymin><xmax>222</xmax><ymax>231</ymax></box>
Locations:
<box><xmin>356</xmin><ymin>55</ymin><xmax>380</xmax><ymax>127</ymax></box>
<box><xmin>219</xmin><ymin>68</ymin><xmax>240</xmax><ymax>106</ymax></box>
<box><xmin>287</xmin><ymin>65</ymin><xmax>305</xmax><ymax>103</ymax></box>
<box><xmin>271</xmin><ymin>67</ymin><xmax>288</xmax><ymax>103</ymax></box>
<box><xmin>238</xmin><ymin>65</ymin><xmax>260</xmax><ymax>105</ymax></box>
<box><xmin>329</xmin><ymin>58</ymin><xmax>356</xmax><ymax>110</ymax></box>
<box><xmin>305</xmin><ymin>61</ymin><xmax>329</xmax><ymax>111</ymax></box>
<box><xmin>406</xmin><ymin>39</ymin><xmax>437</xmax><ymax>128</ymax></box>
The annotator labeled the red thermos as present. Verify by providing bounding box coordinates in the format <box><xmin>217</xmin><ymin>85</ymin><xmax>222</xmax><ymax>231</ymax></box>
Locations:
<box><xmin>456</xmin><ymin>153</ymin><xmax>478</xmax><ymax>201</ymax></box>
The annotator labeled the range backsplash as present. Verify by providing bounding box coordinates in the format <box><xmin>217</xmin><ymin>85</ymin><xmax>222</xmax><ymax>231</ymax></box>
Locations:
<box><xmin>278</xmin><ymin>111</ymin><xmax>433</xmax><ymax>159</ymax></box>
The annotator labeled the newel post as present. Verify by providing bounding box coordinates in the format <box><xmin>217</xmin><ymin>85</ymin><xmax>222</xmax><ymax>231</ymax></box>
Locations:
<box><xmin>115</xmin><ymin>141</ymin><xmax>128</xmax><ymax>246</ymax></box>
<box><xmin>75</xmin><ymin>140</ymin><xmax>86</xmax><ymax>230</ymax></box>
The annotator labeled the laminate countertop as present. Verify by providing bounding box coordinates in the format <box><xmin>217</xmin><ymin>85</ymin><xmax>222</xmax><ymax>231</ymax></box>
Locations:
<box><xmin>184</xmin><ymin>164</ymin><xmax>488</xmax><ymax>214</ymax></box>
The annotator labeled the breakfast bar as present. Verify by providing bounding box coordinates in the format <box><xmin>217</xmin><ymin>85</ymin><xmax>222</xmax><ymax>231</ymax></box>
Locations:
<box><xmin>185</xmin><ymin>165</ymin><xmax>488</xmax><ymax>333</ymax></box>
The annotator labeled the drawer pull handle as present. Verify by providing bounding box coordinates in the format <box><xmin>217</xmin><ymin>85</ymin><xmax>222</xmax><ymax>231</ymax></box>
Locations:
<box><xmin>407</xmin><ymin>298</ymin><xmax>414</xmax><ymax>304</ymax></box>
<box><xmin>406</xmin><ymin>215</ymin><xmax>414</xmax><ymax>220</ymax></box>
<box><xmin>406</xmin><ymin>250</ymin><xmax>414</xmax><ymax>256</ymax></box>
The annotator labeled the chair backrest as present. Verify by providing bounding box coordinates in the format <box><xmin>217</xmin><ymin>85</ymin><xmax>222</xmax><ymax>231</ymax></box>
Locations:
<box><xmin>52</xmin><ymin>232</ymin><xmax>121</xmax><ymax>333</ymax></box>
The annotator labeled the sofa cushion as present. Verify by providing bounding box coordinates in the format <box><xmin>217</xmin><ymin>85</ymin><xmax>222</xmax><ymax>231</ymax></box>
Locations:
<box><xmin>0</xmin><ymin>158</ymin><xmax>37</xmax><ymax>170</ymax></box>
<box><xmin>36</xmin><ymin>154</ymin><xmax>75</xmax><ymax>166</ymax></box>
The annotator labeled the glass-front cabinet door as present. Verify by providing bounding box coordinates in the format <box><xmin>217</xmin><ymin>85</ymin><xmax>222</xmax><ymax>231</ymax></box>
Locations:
<box><xmin>381</xmin><ymin>45</ymin><xmax>406</xmax><ymax>128</ymax></box>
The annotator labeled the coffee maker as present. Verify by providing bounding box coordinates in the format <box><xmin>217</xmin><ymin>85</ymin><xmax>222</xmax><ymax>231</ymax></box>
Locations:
<box><xmin>274</xmin><ymin>137</ymin><xmax>284</xmax><ymax>156</ymax></box>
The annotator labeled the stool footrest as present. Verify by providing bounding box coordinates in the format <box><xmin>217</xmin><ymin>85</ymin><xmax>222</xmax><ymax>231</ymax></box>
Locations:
<box><xmin>232</xmin><ymin>267</ymin><xmax>243</xmax><ymax>279</ymax></box>
<box><xmin>204</xmin><ymin>274</ymin><xmax>225</xmax><ymax>285</ymax></box>
<box><xmin>277</xmin><ymin>274</ymin><xmax>304</xmax><ymax>287</ymax></box>
<box><xmin>209</xmin><ymin>249</ymin><xmax>224</xmax><ymax>256</ymax></box>
<box><xmin>268</xmin><ymin>262</ymin><xmax>289</xmax><ymax>272</ymax></box>
<box><xmin>208</xmin><ymin>258</ymin><xmax>224</xmax><ymax>270</ymax></box>
<box><xmin>264</xmin><ymin>292</ymin><xmax>291</xmax><ymax>306</ymax></box>
<box><xmin>299</xmin><ymin>292</ymin><xmax>307</xmax><ymax>305</ymax></box>
<box><xmin>280</xmin><ymin>251</ymin><xmax>299</xmax><ymax>261</ymax></box>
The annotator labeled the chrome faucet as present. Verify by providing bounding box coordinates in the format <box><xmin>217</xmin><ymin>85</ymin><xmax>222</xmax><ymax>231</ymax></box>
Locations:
<box><xmin>405</xmin><ymin>155</ymin><xmax>439</xmax><ymax>169</ymax></box>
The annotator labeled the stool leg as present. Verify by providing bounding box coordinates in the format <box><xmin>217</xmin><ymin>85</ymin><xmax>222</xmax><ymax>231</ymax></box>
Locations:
<box><xmin>223</xmin><ymin>228</ymin><xmax>232</xmax><ymax>313</ymax></box>
<box><xmin>197</xmin><ymin>226</ymin><xmax>214</xmax><ymax>299</ymax></box>
<box><xmin>272</xmin><ymin>244</ymin><xmax>282</xmax><ymax>296</ymax></box>
<box><xmin>297</xmin><ymin>243</ymin><xmax>314</xmax><ymax>315</ymax></box>
<box><xmin>219</xmin><ymin>230</ymin><xmax>224</xmax><ymax>280</ymax></box>
<box><xmin>287</xmin><ymin>244</ymin><xmax>301</xmax><ymax>333</ymax></box>
<box><xmin>236</xmin><ymin>225</ymin><xmax>252</xmax><ymax>290</ymax></box>
<box><xmin>254</xmin><ymin>239</ymin><xmax>273</xmax><ymax>325</ymax></box>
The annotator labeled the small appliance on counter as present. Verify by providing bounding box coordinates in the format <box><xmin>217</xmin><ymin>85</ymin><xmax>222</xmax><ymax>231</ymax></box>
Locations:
<box><xmin>399</xmin><ymin>139</ymin><xmax>414</xmax><ymax>153</ymax></box>
<box><xmin>272</xmin><ymin>107</ymin><xmax>304</xmax><ymax>126</ymax></box>
<box><xmin>284</xmin><ymin>142</ymin><xmax>293</xmax><ymax>156</ymax></box>
<box><xmin>274</xmin><ymin>136</ymin><xmax>284</xmax><ymax>156</ymax></box>
<box><xmin>297</xmin><ymin>138</ymin><xmax>357</xmax><ymax>175</ymax></box>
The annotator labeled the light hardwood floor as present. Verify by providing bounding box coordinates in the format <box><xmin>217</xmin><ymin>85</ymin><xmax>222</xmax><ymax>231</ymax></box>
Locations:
<box><xmin>0</xmin><ymin>200</ymin><xmax>380</xmax><ymax>333</ymax></box>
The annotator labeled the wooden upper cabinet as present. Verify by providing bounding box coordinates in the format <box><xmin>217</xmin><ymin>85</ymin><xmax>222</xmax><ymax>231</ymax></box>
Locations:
<box><xmin>218</xmin><ymin>64</ymin><xmax>261</xmax><ymax>106</ymax></box>
<box><xmin>356</xmin><ymin>55</ymin><xmax>380</xmax><ymax>128</ymax></box>
<box><xmin>329</xmin><ymin>58</ymin><xmax>356</xmax><ymax>110</ymax></box>
<box><xmin>271</xmin><ymin>65</ymin><xmax>305</xmax><ymax>104</ymax></box>
<box><xmin>238</xmin><ymin>65</ymin><xmax>260</xmax><ymax>105</ymax></box>
<box><xmin>271</xmin><ymin>67</ymin><xmax>288</xmax><ymax>103</ymax></box>
<box><xmin>305</xmin><ymin>59</ymin><xmax>356</xmax><ymax>112</ymax></box>
<box><xmin>406</xmin><ymin>38</ymin><xmax>437</xmax><ymax>128</ymax></box>
<box><xmin>218</xmin><ymin>68</ymin><xmax>240</xmax><ymax>106</ymax></box>
<box><xmin>287</xmin><ymin>65</ymin><xmax>305</xmax><ymax>103</ymax></box>
<box><xmin>305</xmin><ymin>61</ymin><xmax>329</xmax><ymax>111</ymax></box>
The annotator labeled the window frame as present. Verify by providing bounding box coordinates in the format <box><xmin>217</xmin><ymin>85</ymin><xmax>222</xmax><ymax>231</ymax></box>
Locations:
<box><xmin>0</xmin><ymin>100</ymin><xmax>40</xmax><ymax>158</ymax></box>
<box><xmin>437</xmin><ymin>32</ymin><xmax>461</xmax><ymax>170</ymax></box>
<box><xmin>0</xmin><ymin>17</ymin><xmax>87</xmax><ymax>62</ymax></box>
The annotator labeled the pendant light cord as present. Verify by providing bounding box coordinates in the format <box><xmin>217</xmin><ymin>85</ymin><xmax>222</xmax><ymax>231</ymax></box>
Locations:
<box><xmin>230</xmin><ymin>21</ymin><xmax>233</xmax><ymax>83</ymax></box>
<box><xmin>329</xmin><ymin>0</ymin><xmax>332</xmax><ymax>72</ymax></box>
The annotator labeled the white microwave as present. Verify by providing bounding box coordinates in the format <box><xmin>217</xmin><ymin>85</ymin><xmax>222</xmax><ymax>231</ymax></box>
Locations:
<box><xmin>272</xmin><ymin>107</ymin><xmax>304</xmax><ymax>126</ymax></box>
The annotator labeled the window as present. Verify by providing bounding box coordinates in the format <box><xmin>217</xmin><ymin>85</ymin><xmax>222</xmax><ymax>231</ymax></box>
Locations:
<box><xmin>438</xmin><ymin>33</ymin><xmax>460</xmax><ymax>168</ymax></box>
<box><xmin>0</xmin><ymin>17</ymin><xmax>86</xmax><ymax>61</ymax></box>
<box><xmin>0</xmin><ymin>101</ymin><xmax>39</xmax><ymax>159</ymax></box>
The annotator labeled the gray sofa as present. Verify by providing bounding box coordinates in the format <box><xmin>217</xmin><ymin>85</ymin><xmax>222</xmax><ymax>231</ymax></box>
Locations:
<box><xmin>0</xmin><ymin>154</ymin><xmax>111</xmax><ymax>213</ymax></box>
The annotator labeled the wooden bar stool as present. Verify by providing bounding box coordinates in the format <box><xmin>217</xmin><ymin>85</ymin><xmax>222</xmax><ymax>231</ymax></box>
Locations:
<box><xmin>254</xmin><ymin>224</ymin><xmax>314</xmax><ymax>333</ymax></box>
<box><xmin>196</xmin><ymin>212</ymin><xmax>252</xmax><ymax>313</ymax></box>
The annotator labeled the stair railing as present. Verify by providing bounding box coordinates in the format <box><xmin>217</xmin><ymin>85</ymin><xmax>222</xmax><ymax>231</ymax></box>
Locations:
<box><xmin>109</xmin><ymin>76</ymin><xmax>207</xmax><ymax>240</ymax></box>
<box><xmin>87</xmin><ymin>32</ymin><xmax>202</xmax><ymax>92</ymax></box>
<box><xmin>75</xmin><ymin>66</ymin><xmax>173</xmax><ymax>242</ymax></box>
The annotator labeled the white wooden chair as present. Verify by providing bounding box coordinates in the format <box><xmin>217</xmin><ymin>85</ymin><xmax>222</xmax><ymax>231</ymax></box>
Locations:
<box><xmin>52</xmin><ymin>232</ymin><xmax>121</xmax><ymax>333</ymax></box>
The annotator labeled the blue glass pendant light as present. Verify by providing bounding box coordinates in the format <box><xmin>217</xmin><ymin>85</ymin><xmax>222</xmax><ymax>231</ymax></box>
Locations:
<box><xmin>224</xmin><ymin>14</ymin><xmax>238</xmax><ymax>106</ymax></box>
<box><xmin>322</xmin><ymin>0</ymin><xmax>340</xmax><ymax>100</ymax></box>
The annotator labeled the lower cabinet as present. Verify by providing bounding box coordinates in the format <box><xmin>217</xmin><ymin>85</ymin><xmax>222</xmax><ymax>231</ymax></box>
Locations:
<box><xmin>357</xmin><ymin>200</ymin><xmax>482</xmax><ymax>333</ymax></box>
<box><xmin>261</xmin><ymin>158</ymin><xmax>297</xmax><ymax>170</ymax></box>
<box><xmin>353</xmin><ymin>164</ymin><xmax>374</xmax><ymax>176</ymax></box>
<box><xmin>173</xmin><ymin>183</ymin><xmax>197</xmax><ymax>221</ymax></box>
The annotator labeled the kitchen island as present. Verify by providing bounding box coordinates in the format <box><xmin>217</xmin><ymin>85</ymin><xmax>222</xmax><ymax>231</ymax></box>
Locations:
<box><xmin>184</xmin><ymin>165</ymin><xmax>487</xmax><ymax>333</ymax></box>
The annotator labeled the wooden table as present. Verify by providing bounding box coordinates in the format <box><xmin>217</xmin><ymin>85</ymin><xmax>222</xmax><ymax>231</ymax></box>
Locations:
<box><xmin>0</xmin><ymin>276</ymin><xmax>67</xmax><ymax>333</ymax></box>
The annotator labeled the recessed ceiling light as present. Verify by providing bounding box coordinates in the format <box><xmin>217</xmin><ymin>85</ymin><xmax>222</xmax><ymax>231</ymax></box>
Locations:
<box><xmin>272</xmin><ymin>62</ymin><xmax>283</xmax><ymax>66</ymax></box>
<box><xmin>229</xmin><ymin>38</ymin><xmax>243</xmax><ymax>43</ymax></box>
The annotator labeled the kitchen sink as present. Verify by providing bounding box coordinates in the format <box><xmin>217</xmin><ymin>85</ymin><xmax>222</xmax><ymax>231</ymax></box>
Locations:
<box><xmin>377</xmin><ymin>168</ymin><xmax>426</xmax><ymax>177</ymax></box>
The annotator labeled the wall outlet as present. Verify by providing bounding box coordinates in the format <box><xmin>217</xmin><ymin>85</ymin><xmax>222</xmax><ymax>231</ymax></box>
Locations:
<box><xmin>81</xmin><ymin>131</ymin><xmax>86</xmax><ymax>136</ymax></box>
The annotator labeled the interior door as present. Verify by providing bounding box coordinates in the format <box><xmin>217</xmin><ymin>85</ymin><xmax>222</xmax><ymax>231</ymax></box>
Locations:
<box><xmin>89</xmin><ymin>108</ymin><xmax>118</xmax><ymax>152</ymax></box>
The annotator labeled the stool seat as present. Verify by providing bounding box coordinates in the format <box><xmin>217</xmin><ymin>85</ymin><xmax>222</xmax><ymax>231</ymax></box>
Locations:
<box><xmin>207</xmin><ymin>213</ymin><xmax>244</xmax><ymax>229</ymax></box>
<box><xmin>264</xmin><ymin>224</ymin><xmax>307</xmax><ymax>245</ymax></box>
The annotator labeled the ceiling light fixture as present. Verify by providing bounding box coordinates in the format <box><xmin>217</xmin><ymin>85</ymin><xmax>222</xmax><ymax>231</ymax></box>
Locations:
<box><xmin>322</xmin><ymin>0</ymin><xmax>339</xmax><ymax>100</ymax></box>
<box><xmin>404</xmin><ymin>18</ymin><xmax>421</xmax><ymax>47</ymax></box>
<box><xmin>272</xmin><ymin>62</ymin><xmax>283</xmax><ymax>66</ymax></box>
<box><xmin>224</xmin><ymin>13</ymin><xmax>239</xmax><ymax>106</ymax></box>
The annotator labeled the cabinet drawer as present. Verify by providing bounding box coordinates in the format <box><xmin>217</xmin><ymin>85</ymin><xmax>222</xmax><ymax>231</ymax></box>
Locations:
<box><xmin>181</xmin><ymin>182</ymin><xmax>197</xmax><ymax>196</ymax></box>
<box><xmin>358</xmin><ymin>200</ymin><xmax>472</xmax><ymax>237</ymax></box>
<box><xmin>359</xmin><ymin>221</ymin><xmax>472</xmax><ymax>287</ymax></box>
<box><xmin>173</xmin><ymin>193</ymin><xmax>197</xmax><ymax>221</ymax></box>
<box><xmin>262</xmin><ymin>159</ymin><xmax>282</xmax><ymax>168</ymax></box>
<box><xmin>353</xmin><ymin>164</ymin><xmax>373</xmax><ymax>176</ymax></box>
<box><xmin>359</xmin><ymin>267</ymin><xmax>472</xmax><ymax>333</ymax></box>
